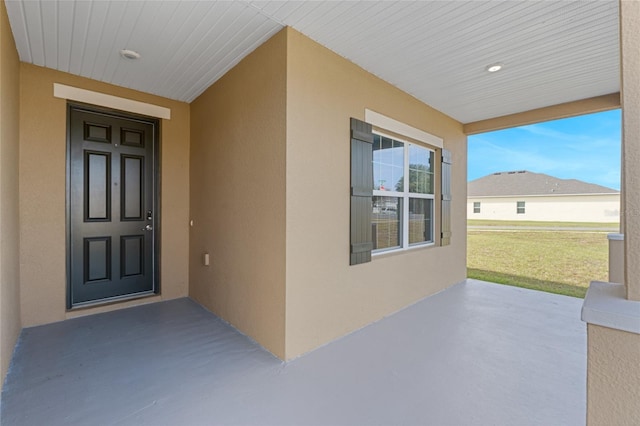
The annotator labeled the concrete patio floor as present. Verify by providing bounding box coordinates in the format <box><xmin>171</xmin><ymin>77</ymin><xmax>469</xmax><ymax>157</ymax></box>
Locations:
<box><xmin>1</xmin><ymin>279</ymin><xmax>586</xmax><ymax>426</ymax></box>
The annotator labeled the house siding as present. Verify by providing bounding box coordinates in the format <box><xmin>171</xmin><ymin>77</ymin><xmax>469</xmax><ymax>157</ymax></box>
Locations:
<box><xmin>0</xmin><ymin>0</ymin><xmax>21</xmax><ymax>386</ymax></box>
<box><xmin>467</xmin><ymin>194</ymin><xmax>620</xmax><ymax>222</ymax></box>
<box><xmin>18</xmin><ymin>64</ymin><xmax>190</xmax><ymax>327</ymax></box>
<box><xmin>285</xmin><ymin>28</ymin><xmax>467</xmax><ymax>359</ymax></box>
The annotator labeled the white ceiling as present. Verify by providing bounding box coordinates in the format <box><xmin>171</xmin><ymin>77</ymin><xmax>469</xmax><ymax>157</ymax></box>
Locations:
<box><xmin>4</xmin><ymin>0</ymin><xmax>620</xmax><ymax>124</ymax></box>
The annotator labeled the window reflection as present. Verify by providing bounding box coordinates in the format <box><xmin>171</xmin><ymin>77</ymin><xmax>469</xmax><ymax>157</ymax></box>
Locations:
<box><xmin>372</xmin><ymin>196</ymin><xmax>402</xmax><ymax>250</ymax></box>
<box><xmin>408</xmin><ymin>198</ymin><xmax>433</xmax><ymax>244</ymax></box>
<box><xmin>371</xmin><ymin>133</ymin><xmax>435</xmax><ymax>253</ymax></box>
<box><xmin>373</xmin><ymin>135</ymin><xmax>404</xmax><ymax>191</ymax></box>
<box><xmin>408</xmin><ymin>145</ymin><xmax>434</xmax><ymax>194</ymax></box>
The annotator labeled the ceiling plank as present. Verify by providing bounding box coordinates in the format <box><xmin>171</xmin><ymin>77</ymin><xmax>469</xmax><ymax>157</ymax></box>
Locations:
<box><xmin>67</xmin><ymin>0</ymin><xmax>93</xmax><ymax>76</ymax></box>
<box><xmin>21</xmin><ymin>0</ymin><xmax>44</xmax><ymax>66</ymax></box>
<box><xmin>78</xmin><ymin>0</ymin><xmax>111</xmax><ymax>78</ymax></box>
<box><xmin>40</xmin><ymin>0</ymin><xmax>58</xmax><ymax>69</ymax></box>
<box><xmin>89</xmin><ymin>0</ymin><xmax>128</xmax><ymax>81</ymax></box>
<box><xmin>56</xmin><ymin>0</ymin><xmax>75</xmax><ymax>73</ymax></box>
<box><xmin>3</xmin><ymin>0</ymin><xmax>620</xmax><ymax>122</ymax></box>
<box><xmin>180</xmin><ymin>15</ymin><xmax>283</xmax><ymax>102</ymax></box>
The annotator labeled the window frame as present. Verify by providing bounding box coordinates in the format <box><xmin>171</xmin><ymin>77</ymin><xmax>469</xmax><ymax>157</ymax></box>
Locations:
<box><xmin>372</xmin><ymin>131</ymin><xmax>436</xmax><ymax>255</ymax></box>
<box><xmin>517</xmin><ymin>201</ymin><xmax>526</xmax><ymax>214</ymax></box>
<box><xmin>473</xmin><ymin>201</ymin><xmax>481</xmax><ymax>214</ymax></box>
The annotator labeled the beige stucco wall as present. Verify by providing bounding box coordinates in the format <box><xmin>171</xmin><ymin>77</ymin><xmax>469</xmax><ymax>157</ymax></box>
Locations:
<box><xmin>621</xmin><ymin>0</ymin><xmax>640</xmax><ymax>301</ymax></box>
<box><xmin>19</xmin><ymin>63</ymin><xmax>190</xmax><ymax>327</ymax></box>
<box><xmin>285</xmin><ymin>29</ymin><xmax>467</xmax><ymax>359</ymax></box>
<box><xmin>583</xmin><ymin>4</ymin><xmax>640</xmax><ymax>425</ymax></box>
<box><xmin>608</xmin><ymin>235</ymin><xmax>625</xmax><ymax>284</ymax></box>
<box><xmin>587</xmin><ymin>324</ymin><xmax>640</xmax><ymax>425</ymax></box>
<box><xmin>467</xmin><ymin>194</ymin><xmax>620</xmax><ymax>223</ymax></box>
<box><xmin>189</xmin><ymin>30</ymin><xmax>287</xmax><ymax>358</ymax></box>
<box><xmin>0</xmin><ymin>0</ymin><xmax>21</xmax><ymax>386</ymax></box>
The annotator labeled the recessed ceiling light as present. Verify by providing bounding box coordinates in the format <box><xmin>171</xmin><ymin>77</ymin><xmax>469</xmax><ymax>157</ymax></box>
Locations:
<box><xmin>120</xmin><ymin>49</ymin><xmax>141</xmax><ymax>60</ymax></box>
<box><xmin>485</xmin><ymin>63</ymin><xmax>503</xmax><ymax>73</ymax></box>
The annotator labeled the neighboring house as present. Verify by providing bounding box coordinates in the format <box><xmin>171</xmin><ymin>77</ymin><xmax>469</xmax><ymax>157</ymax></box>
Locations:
<box><xmin>467</xmin><ymin>171</ymin><xmax>620</xmax><ymax>222</ymax></box>
<box><xmin>0</xmin><ymin>1</ymin><xmax>638</xmax><ymax>424</ymax></box>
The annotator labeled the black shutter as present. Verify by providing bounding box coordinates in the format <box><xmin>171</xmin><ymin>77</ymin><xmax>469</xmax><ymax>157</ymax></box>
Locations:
<box><xmin>350</xmin><ymin>118</ymin><xmax>374</xmax><ymax>265</ymax></box>
<box><xmin>440</xmin><ymin>149</ymin><xmax>452</xmax><ymax>246</ymax></box>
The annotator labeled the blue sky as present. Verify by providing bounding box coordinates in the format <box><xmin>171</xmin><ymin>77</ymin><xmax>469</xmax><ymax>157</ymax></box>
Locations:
<box><xmin>467</xmin><ymin>109</ymin><xmax>621</xmax><ymax>190</ymax></box>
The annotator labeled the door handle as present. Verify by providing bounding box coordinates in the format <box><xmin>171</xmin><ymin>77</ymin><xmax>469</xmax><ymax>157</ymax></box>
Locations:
<box><xmin>142</xmin><ymin>224</ymin><xmax>153</xmax><ymax>231</ymax></box>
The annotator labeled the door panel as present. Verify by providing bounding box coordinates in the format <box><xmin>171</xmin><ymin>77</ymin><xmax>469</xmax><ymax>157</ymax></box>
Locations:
<box><xmin>121</xmin><ymin>235</ymin><xmax>144</xmax><ymax>277</ymax></box>
<box><xmin>84</xmin><ymin>237</ymin><xmax>111</xmax><ymax>282</ymax></box>
<box><xmin>85</xmin><ymin>151</ymin><xmax>111</xmax><ymax>221</ymax></box>
<box><xmin>121</xmin><ymin>155</ymin><xmax>144</xmax><ymax>220</ymax></box>
<box><xmin>69</xmin><ymin>106</ymin><xmax>158</xmax><ymax>307</ymax></box>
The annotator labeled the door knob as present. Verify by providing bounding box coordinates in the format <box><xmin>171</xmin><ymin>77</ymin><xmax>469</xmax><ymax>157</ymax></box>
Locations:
<box><xmin>142</xmin><ymin>224</ymin><xmax>153</xmax><ymax>231</ymax></box>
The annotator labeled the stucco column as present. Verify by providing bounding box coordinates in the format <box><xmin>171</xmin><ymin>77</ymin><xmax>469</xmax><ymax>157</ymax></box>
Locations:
<box><xmin>580</xmin><ymin>4</ymin><xmax>640</xmax><ymax>426</ymax></box>
<box><xmin>621</xmin><ymin>0</ymin><xmax>640</xmax><ymax>301</ymax></box>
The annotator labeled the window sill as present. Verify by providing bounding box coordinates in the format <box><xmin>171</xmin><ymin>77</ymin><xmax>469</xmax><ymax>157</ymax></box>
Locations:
<box><xmin>372</xmin><ymin>242</ymin><xmax>436</xmax><ymax>259</ymax></box>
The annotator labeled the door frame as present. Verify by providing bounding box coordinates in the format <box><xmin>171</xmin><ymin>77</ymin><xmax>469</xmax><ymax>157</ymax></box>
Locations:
<box><xmin>66</xmin><ymin>102</ymin><xmax>161</xmax><ymax>309</ymax></box>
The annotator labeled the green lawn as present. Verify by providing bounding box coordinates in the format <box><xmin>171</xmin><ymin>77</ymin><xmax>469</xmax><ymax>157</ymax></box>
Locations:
<box><xmin>467</xmin><ymin>229</ymin><xmax>609</xmax><ymax>298</ymax></box>
<box><xmin>468</xmin><ymin>219</ymin><xmax>619</xmax><ymax>229</ymax></box>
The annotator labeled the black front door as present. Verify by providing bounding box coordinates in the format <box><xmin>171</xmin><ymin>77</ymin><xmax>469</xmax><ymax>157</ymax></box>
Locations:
<box><xmin>68</xmin><ymin>105</ymin><xmax>158</xmax><ymax>307</ymax></box>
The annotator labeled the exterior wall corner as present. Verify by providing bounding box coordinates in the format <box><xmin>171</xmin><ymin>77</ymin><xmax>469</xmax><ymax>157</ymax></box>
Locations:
<box><xmin>0</xmin><ymin>0</ymin><xmax>22</xmax><ymax>388</ymax></box>
<box><xmin>189</xmin><ymin>28</ymin><xmax>288</xmax><ymax>359</ymax></box>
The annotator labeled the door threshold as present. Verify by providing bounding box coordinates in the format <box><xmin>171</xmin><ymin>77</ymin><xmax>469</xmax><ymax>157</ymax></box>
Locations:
<box><xmin>69</xmin><ymin>291</ymin><xmax>158</xmax><ymax>311</ymax></box>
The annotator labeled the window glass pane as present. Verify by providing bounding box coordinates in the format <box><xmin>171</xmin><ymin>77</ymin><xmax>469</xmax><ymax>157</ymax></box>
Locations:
<box><xmin>517</xmin><ymin>201</ymin><xmax>525</xmax><ymax>214</ymax></box>
<box><xmin>473</xmin><ymin>202</ymin><xmax>480</xmax><ymax>213</ymax></box>
<box><xmin>372</xmin><ymin>134</ymin><xmax>382</xmax><ymax>189</ymax></box>
<box><xmin>408</xmin><ymin>145</ymin><xmax>434</xmax><ymax>194</ymax></box>
<box><xmin>373</xmin><ymin>135</ymin><xmax>404</xmax><ymax>191</ymax></box>
<box><xmin>372</xmin><ymin>196</ymin><xmax>402</xmax><ymax>250</ymax></box>
<box><xmin>409</xmin><ymin>198</ymin><xmax>433</xmax><ymax>244</ymax></box>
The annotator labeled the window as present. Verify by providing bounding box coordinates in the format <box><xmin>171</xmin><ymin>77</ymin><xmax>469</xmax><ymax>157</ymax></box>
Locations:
<box><xmin>371</xmin><ymin>134</ymin><xmax>434</xmax><ymax>253</ymax></box>
<box><xmin>349</xmin><ymin>117</ymin><xmax>450</xmax><ymax>266</ymax></box>
<box><xmin>517</xmin><ymin>201</ymin><xmax>525</xmax><ymax>214</ymax></box>
<box><xmin>473</xmin><ymin>202</ymin><xmax>481</xmax><ymax>214</ymax></box>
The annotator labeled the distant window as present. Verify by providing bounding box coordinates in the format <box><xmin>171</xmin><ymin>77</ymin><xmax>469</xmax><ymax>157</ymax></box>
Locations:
<box><xmin>473</xmin><ymin>202</ymin><xmax>481</xmax><ymax>214</ymax></box>
<box><xmin>517</xmin><ymin>201</ymin><xmax>525</xmax><ymax>214</ymax></box>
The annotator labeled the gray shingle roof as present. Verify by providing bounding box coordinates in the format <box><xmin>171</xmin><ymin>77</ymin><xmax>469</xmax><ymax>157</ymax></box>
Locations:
<box><xmin>468</xmin><ymin>171</ymin><xmax>619</xmax><ymax>197</ymax></box>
